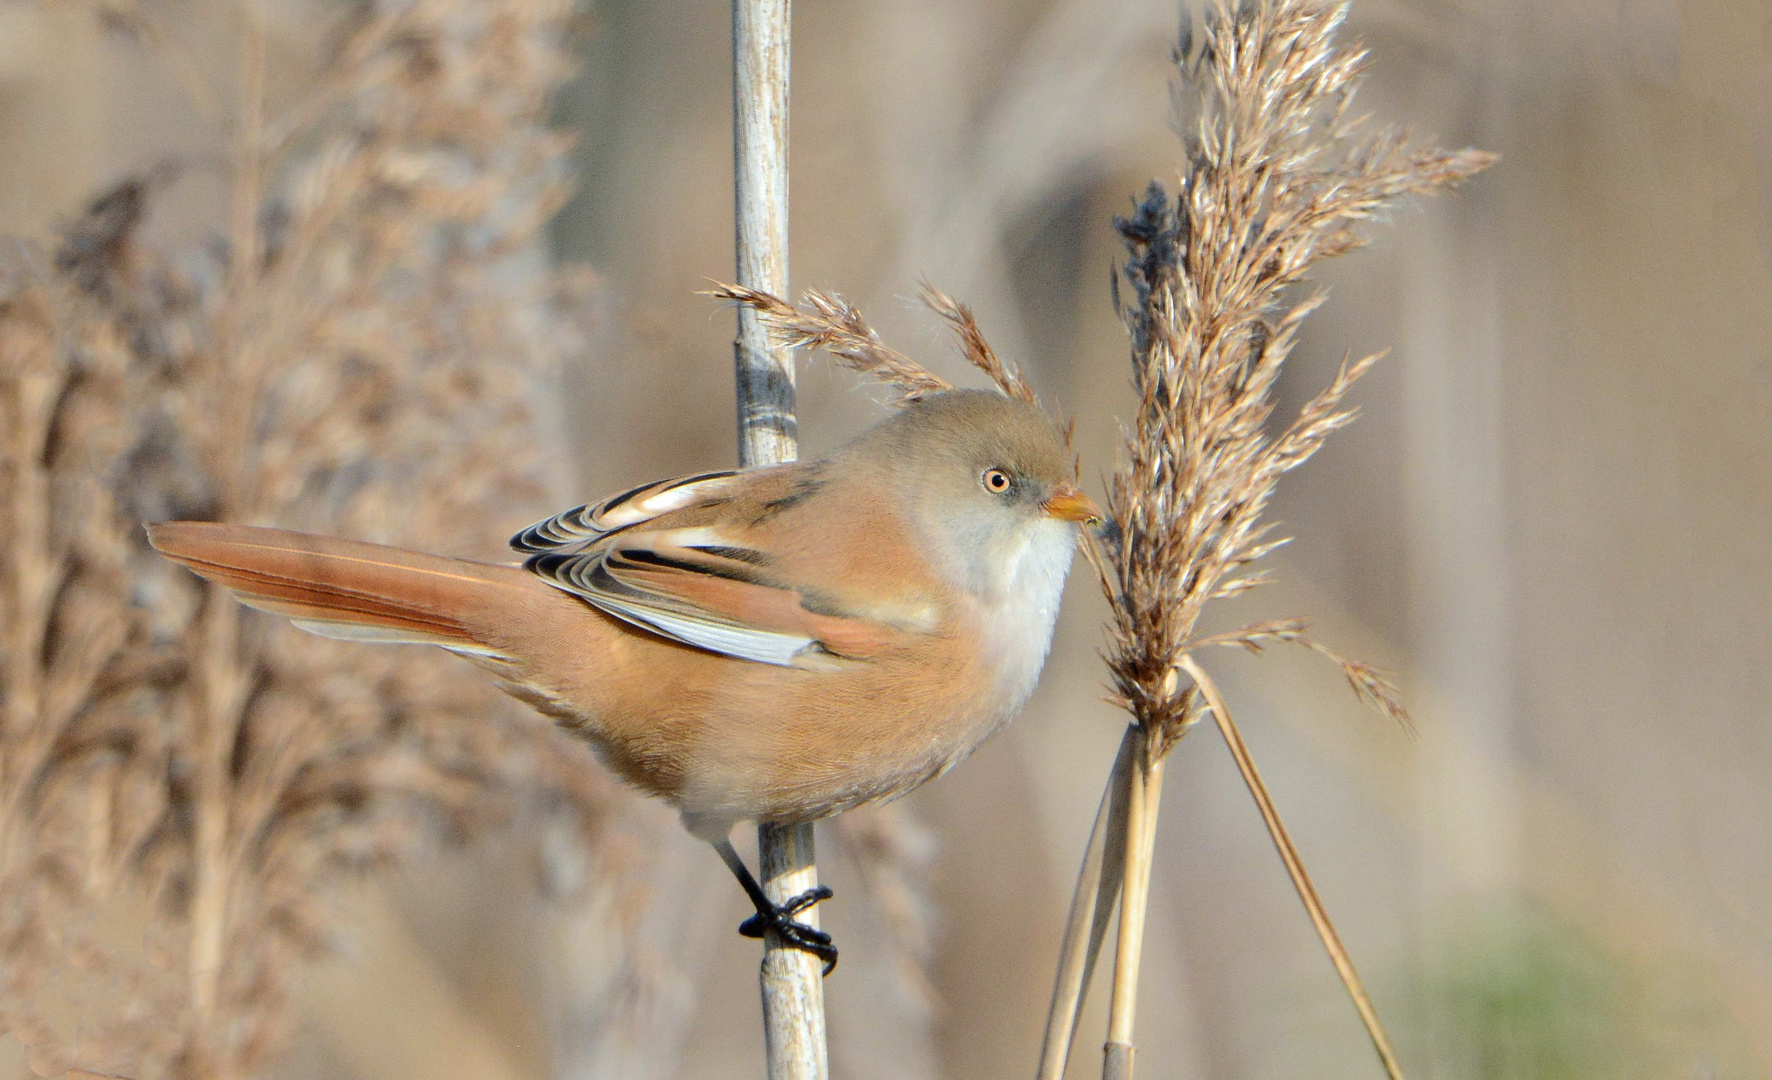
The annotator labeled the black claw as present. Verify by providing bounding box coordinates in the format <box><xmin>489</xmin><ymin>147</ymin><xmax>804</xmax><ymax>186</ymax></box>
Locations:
<box><xmin>712</xmin><ymin>841</ymin><xmax>839</xmax><ymax>975</ymax></box>
<box><xmin>738</xmin><ymin>885</ymin><xmax>838</xmax><ymax>974</ymax></box>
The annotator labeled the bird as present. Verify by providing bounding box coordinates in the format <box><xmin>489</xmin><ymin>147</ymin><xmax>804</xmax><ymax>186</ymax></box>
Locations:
<box><xmin>146</xmin><ymin>388</ymin><xmax>1102</xmax><ymax>972</ymax></box>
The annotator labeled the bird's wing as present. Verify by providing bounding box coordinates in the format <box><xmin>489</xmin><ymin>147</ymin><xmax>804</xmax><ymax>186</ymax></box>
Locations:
<box><xmin>525</xmin><ymin>524</ymin><xmax>901</xmax><ymax>668</ymax></box>
<box><xmin>511</xmin><ymin>470</ymin><xmax>743</xmax><ymax>553</ymax></box>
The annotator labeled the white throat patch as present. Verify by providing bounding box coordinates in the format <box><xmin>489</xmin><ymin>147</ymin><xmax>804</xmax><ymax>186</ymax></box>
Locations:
<box><xmin>974</xmin><ymin>518</ymin><xmax>1077</xmax><ymax>708</ymax></box>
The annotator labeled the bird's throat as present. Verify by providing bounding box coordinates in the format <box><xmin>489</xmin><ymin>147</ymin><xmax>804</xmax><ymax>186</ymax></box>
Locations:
<box><xmin>974</xmin><ymin>520</ymin><xmax>1077</xmax><ymax>710</ymax></box>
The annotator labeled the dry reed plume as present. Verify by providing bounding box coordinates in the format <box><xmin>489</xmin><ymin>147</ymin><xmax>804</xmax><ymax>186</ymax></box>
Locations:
<box><xmin>712</xmin><ymin>281</ymin><xmax>1040</xmax><ymax>406</ymax></box>
<box><xmin>0</xmin><ymin>2</ymin><xmax>634</xmax><ymax>1077</ymax></box>
<box><xmin>1041</xmin><ymin>3</ymin><xmax>1495</xmax><ymax>1078</ymax></box>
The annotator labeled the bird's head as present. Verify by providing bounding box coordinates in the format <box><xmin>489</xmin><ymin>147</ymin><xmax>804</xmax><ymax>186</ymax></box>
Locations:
<box><xmin>843</xmin><ymin>389</ymin><xmax>1101</xmax><ymax>601</ymax></box>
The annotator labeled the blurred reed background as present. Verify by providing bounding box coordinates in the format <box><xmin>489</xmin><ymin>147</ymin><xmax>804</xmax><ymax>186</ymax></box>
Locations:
<box><xmin>0</xmin><ymin>0</ymin><xmax>1768</xmax><ymax>1078</ymax></box>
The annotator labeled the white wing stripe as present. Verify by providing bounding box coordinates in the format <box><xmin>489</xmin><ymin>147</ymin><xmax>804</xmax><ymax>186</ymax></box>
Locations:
<box><xmin>588</xmin><ymin>593</ymin><xmax>812</xmax><ymax>667</ymax></box>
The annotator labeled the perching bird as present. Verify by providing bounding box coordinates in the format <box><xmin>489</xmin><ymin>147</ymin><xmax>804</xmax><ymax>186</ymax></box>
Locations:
<box><xmin>147</xmin><ymin>388</ymin><xmax>1101</xmax><ymax>971</ymax></box>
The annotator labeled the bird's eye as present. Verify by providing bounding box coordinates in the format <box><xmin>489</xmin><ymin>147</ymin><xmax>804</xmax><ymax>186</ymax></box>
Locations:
<box><xmin>982</xmin><ymin>468</ymin><xmax>1012</xmax><ymax>493</ymax></box>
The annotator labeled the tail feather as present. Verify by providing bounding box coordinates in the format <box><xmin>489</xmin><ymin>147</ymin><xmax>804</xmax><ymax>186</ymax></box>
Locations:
<box><xmin>146</xmin><ymin>522</ymin><xmax>540</xmax><ymax>657</ymax></box>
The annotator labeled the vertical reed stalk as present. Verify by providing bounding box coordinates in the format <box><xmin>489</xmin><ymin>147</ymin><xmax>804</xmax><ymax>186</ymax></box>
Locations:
<box><xmin>1102</xmin><ymin>732</ymin><xmax>1165</xmax><ymax>1080</ymax></box>
<box><xmin>1036</xmin><ymin>726</ymin><xmax>1138</xmax><ymax>1080</ymax></box>
<box><xmin>732</xmin><ymin>1</ymin><xmax>828</xmax><ymax>1078</ymax></box>
<box><xmin>758</xmin><ymin>820</ymin><xmax>827</xmax><ymax>1078</ymax></box>
<box><xmin>733</xmin><ymin>0</ymin><xmax>796</xmax><ymax>467</ymax></box>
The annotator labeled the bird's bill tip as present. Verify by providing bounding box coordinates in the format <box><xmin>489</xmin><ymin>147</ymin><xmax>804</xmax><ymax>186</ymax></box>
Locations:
<box><xmin>1042</xmin><ymin>484</ymin><xmax>1103</xmax><ymax>525</ymax></box>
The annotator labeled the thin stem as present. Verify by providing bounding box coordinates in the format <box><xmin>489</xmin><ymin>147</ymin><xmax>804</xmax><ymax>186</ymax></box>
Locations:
<box><xmin>1177</xmin><ymin>654</ymin><xmax>1406</xmax><ymax>1080</ymax></box>
<box><xmin>758</xmin><ymin>820</ymin><xmax>828</xmax><ymax>1078</ymax></box>
<box><xmin>732</xmin><ymin>0</ymin><xmax>795</xmax><ymax>467</ymax></box>
<box><xmin>1102</xmin><ymin>728</ymin><xmax>1165</xmax><ymax>1080</ymax></box>
<box><xmin>1037</xmin><ymin>726</ymin><xmax>1138</xmax><ymax>1080</ymax></box>
<box><xmin>733</xmin><ymin>1</ymin><xmax>824</xmax><ymax>1077</ymax></box>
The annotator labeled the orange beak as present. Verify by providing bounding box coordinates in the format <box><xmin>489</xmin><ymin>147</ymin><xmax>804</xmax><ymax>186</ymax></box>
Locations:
<box><xmin>1042</xmin><ymin>484</ymin><xmax>1103</xmax><ymax>525</ymax></box>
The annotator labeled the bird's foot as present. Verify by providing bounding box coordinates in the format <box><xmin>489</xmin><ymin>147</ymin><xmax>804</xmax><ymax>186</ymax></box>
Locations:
<box><xmin>738</xmin><ymin>885</ymin><xmax>837</xmax><ymax>975</ymax></box>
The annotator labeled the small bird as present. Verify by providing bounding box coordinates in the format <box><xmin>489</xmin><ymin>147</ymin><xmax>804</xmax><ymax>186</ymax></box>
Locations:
<box><xmin>147</xmin><ymin>388</ymin><xmax>1101</xmax><ymax>971</ymax></box>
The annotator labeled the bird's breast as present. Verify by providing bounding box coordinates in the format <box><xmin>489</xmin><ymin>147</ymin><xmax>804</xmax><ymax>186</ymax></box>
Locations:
<box><xmin>972</xmin><ymin>519</ymin><xmax>1077</xmax><ymax>712</ymax></box>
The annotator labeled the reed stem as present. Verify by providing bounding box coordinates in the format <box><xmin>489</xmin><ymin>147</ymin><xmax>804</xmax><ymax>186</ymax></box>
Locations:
<box><xmin>1036</xmin><ymin>726</ymin><xmax>1138</xmax><ymax>1080</ymax></box>
<box><xmin>1102</xmin><ymin>729</ymin><xmax>1165</xmax><ymax>1080</ymax></box>
<box><xmin>732</xmin><ymin>1</ymin><xmax>826</xmax><ymax>1078</ymax></box>
<box><xmin>732</xmin><ymin>0</ymin><xmax>795</xmax><ymax>468</ymax></box>
<box><xmin>758</xmin><ymin>820</ymin><xmax>829</xmax><ymax>1079</ymax></box>
<box><xmin>1178</xmin><ymin>655</ymin><xmax>1405</xmax><ymax>1080</ymax></box>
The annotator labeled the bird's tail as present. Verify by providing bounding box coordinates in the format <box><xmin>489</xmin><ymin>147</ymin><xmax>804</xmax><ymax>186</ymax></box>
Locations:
<box><xmin>146</xmin><ymin>522</ymin><xmax>556</xmax><ymax>658</ymax></box>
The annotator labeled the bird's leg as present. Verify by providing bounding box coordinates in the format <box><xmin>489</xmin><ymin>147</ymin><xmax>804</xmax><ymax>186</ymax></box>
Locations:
<box><xmin>712</xmin><ymin>837</ymin><xmax>838</xmax><ymax>975</ymax></box>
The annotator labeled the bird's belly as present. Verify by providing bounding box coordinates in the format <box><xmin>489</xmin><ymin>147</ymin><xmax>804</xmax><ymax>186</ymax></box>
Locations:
<box><xmin>704</xmin><ymin>642</ymin><xmax>1008</xmax><ymax>830</ymax></box>
<box><xmin>500</xmin><ymin>596</ymin><xmax>1037</xmax><ymax>837</ymax></box>
<box><xmin>539</xmin><ymin>621</ymin><xmax>1002</xmax><ymax>833</ymax></box>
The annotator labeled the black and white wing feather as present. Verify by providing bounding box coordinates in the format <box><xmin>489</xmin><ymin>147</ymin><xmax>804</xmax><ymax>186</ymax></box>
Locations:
<box><xmin>511</xmin><ymin>471</ymin><xmax>740</xmax><ymax>554</ymax></box>
<box><xmin>527</xmin><ymin>526</ymin><xmax>831</xmax><ymax>667</ymax></box>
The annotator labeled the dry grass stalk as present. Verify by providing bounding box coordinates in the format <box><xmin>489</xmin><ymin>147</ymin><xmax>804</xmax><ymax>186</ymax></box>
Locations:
<box><xmin>0</xmin><ymin>1</ymin><xmax>632</xmax><ymax>1076</ymax></box>
<box><xmin>1100</xmin><ymin>734</ymin><xmax>1162</xmax><ymax>1080</ymax></box>
<box><xmin>713</xmin><ymin>282</ymin><xmax>1038</xmax><ymax>405</ymax></box>
<box><xmin>728</xmin><ymin>3</ymin><xmax>831</xmax><ymax>1072</ymax></box>
<box><xmin>1036</xmin><ymin>726</ymin><xmax>1136</xmax><ymax>1080</ymax></box>
<box><xmin>913</xmin><ymin>281</ymin><xmax>1038</xmax><ymax>406</ymax></box>
<box><xmin>1042</xmin><ymin>2</ymin><xmax>1495</xmax><ymax>1078</ymax></box>
<box><xmin>711</xmin><ymin>283</ymin><xmax>952</xmax><ymax>401</ymax></box>
<box><xmin>1177</xmin><ymin>655</ymin><xmax>1401</xmax><ymax>1076</ymax></box>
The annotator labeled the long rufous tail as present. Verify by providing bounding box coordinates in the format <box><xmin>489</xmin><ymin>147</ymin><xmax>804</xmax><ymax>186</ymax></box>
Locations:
<box><xmin>146</xmin><ymin>522</ymin><xmax>560</xmax><ymax>658</ymax></box>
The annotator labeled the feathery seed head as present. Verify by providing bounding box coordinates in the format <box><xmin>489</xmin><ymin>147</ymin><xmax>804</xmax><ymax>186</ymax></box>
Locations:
<box><xmin>1098</xmin><ymin>0</ymin><xmax>1492</xmax><ymax>752</ymax></box>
